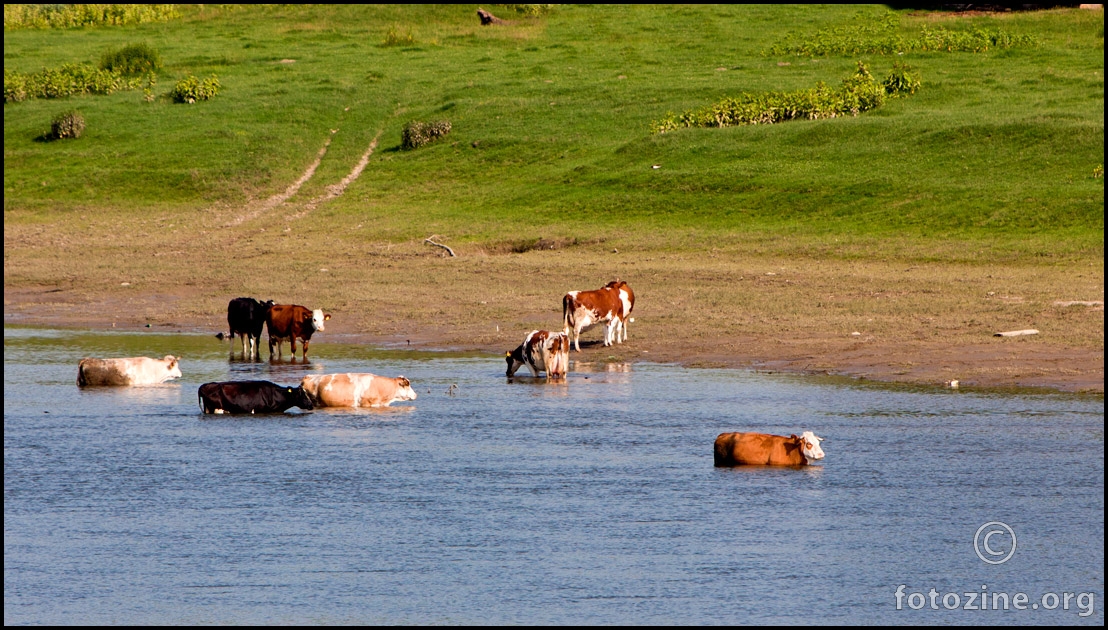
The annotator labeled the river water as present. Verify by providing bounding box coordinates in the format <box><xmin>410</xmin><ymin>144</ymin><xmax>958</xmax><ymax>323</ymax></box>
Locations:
<box><xmin>3</xmin><ymin>327</ymin><xmax>1103</xmax><ymax>624</ymax></box>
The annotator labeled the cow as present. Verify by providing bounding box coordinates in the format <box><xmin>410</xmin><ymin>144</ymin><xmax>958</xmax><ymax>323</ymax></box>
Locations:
<box><xmin>505</xmin><ymin>330</ymin><xmax>570</xmax><ymax>379</ymax></box>
<box><xmin>266</xmin><ymin>304</ymin><xmax>330</xmax><ymax>359</ymax></box>
<box><xmin>609</xmin><ymin>280</ymin><xmax>635</xmax><ymax>343</ymax></box>
<box><xmin>713</xmin><ymin>431</ymin><xmax>825</xmax><ymax>467</ymax></box>
<box><xmin>562</xmin><ymin>280</ymin><xmax>634</xmax><ymax>352</ymax></box>
<box><xmin>198</xmin><ymin>380</ymin><xmax>314</xmax><ymax>414</ymax></box>
<box><xmin>227</xmin><ymin>297</ymin><xmax>274</xmax><ymax>360</ymax></box>
<box><xmin>300</xmin><ymin>373</ymin><xmax>418</xmax><ymax>408</ymax></box>
<box><xmin>77</xmin><ymin>356</ymin><xmax>182</xmax><ymax>387</ymax></box>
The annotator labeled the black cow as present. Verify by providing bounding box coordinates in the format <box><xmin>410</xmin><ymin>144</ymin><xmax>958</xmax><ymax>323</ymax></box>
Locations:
<box><xmin>227</xmin><ymin>297</ymin><xmax>274</xmax><ymax>360</ymax></box>
<box><xmin>198</xmin><ymin>380</ymin><xmax>314</xmax><ymax>414</ymax></box>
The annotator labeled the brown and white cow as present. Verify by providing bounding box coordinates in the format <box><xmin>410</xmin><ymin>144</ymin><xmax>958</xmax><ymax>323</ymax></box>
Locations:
<box><xmin>266</xmin><ymin>304</ymin><xmax>330</xmax><ymax>359</ymax></box>
<box><xmin>300</xmin><ymin>373</ymin><xmax>417</xmax><ymax>408</ymax></box>
<box><xmin>562</xmin><ymin>280</ymin><xmax>634</xmax><ymax>351</ymax></box>
<box><xmin>77</xmin><ymin>355</ymin><xmax>182</xmax><ymax>387</ymax></box>
<box><xmin>505</xmin><ymin>330</ymin><xmax>570</xmax><ymax>379</ymax></box>
<box><xmin>713</xmin><ymin>431</ymin><xmax>825</xmax><ymax>467</ymax></box>
<box><xmin>608</xmin><ymin>280</ymin><xmax>635</xmax><ymax>343</ymax></box>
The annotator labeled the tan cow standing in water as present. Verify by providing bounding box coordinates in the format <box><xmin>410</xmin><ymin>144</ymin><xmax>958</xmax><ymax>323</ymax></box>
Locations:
<box><xmin>713</xmin><ymin>431</ymin><xmax>826</xmax><ymax>466</ymax></box>
<box><xmin>77</xmin><ymin>356</ymin><xmax>182</xmax><ymax>387</ymax></box>
<box><xmin>300</xmin><ymin>373</ymin><xmax>417</xmax><ymax>408</ymax></box>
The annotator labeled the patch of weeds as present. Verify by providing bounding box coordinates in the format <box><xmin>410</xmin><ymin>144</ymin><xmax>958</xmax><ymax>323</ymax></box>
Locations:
<box><xmin>652</xmin><ymin>61</ymin><xmax>917</xmax><ymax>133</ymax></box>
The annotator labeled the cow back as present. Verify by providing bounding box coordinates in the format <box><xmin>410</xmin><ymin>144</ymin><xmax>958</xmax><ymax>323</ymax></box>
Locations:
<box><xmin>714</xmin><ymin>432</ymin><xmax>806</xmax><ymax>466</ymax></box>
<box><xmin>266</xmin><ymin>304</ymin><xmax>311</xmax><ymax>338</ymax></box>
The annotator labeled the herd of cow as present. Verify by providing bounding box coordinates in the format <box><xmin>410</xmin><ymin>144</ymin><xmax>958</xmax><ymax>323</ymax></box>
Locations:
<box><xmin>74</xmin><ymin>279</ymin><xmax>827</xmax><ymax>466</ymax></box>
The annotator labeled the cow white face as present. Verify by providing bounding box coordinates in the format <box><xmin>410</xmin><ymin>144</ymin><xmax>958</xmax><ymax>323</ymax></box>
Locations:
<box><xmin>395</xmin><ymin>377</ymin><xmax>417</xmax><ymax>402</ymax></box>
<box><xmin>799</xmin><ymin>431</ymin><xmax>825</xmax><ymax>461</ymax></box>
<box><xmin>312</xmin><ymin>309</ymin><xmax>330</xmax><ymax>332</ymax></box>
<box><xmin>163</xmin><ymin>355</ymin><xmax>183</xmax><ymax>381</ymax></box>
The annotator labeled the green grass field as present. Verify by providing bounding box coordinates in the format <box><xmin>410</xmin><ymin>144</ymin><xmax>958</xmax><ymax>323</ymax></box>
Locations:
<box><xmin>4</xmin><ymin>4</ymin><xmax>1104</xmax><ymax>259</ymax></box>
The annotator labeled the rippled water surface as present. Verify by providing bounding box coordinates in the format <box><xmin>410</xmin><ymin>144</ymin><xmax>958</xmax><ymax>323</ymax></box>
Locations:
<box><xmin>4</xmin><ymin>327</ymin><xmax>1103</xmax><ymax>624</ymax></box>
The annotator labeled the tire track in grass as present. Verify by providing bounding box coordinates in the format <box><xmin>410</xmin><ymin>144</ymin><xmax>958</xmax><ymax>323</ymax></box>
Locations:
<box><xmin>224</xmin><ymin>131</ymin><xmax>336</xmax><ymax>227</ymax></box>
<box><xmin>286</xmin><ymin>130</ymin><xmax>382</xmax><ymax>221</ymax></box>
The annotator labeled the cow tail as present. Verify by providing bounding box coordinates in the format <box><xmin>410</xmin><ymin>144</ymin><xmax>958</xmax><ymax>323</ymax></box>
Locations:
<box><xmin>77</xmin><ymin>359</ymin><xmax>87</xmax><ymax>387</ymax></box>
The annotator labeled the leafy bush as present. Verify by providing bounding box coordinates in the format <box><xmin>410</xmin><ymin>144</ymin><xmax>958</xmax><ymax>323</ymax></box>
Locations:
<box><xmin>4</xmin><ymin>4</ymin><xmax>180</xmax><ymax>30</ymax></box>
<box><xmin>496</xmin><ymin>4</ymin><xmax>555</xmax><ymax>16</ymax></box>
<box><xmin>883</xmin><ymin>61</ymin><xmax>920</xmax><ymax>97</ymax></box>
<box><xmin>401</xmin><ymin>120</ymin><xmax>452</xmax><ymax>150</ymax></box>
<box><xmin>5</xmin><ymin>69</ymin><xmax>28</xmax><ymax>102</ymax></box>
<box><xmin>766</xmin><ymin>13</ymin><xmax>1037</xmax><ymax>57</ymax></box>
<box><xmin>5</xmin><ymin>63</ymin><xmax>135</xmax><ymax>102</ymax></box>
<box><xmin>652</xmin><ymin>62</ymin><xmax>916</xmax><ymax>134</ymax></box>
<box><xmin>100</xmin><ymin>43</ymin><xmax>162</xmax><ymax>75</ymax></box>
<box><xmin>171</xmin><ymin>74</ymin><xmax>221</xmax><ymax>103</ymax></box>
<box><xmin>50</xmin><ymin>110</ymin><xmax>85</xmax><ymax>140</ymax></box>
<box><xmin>383</xmin><ymin>24</ymin><xmax>415</xmax><ymax>47</ymax></box>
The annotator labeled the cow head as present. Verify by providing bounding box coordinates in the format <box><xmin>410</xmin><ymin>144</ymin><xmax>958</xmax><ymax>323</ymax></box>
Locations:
<box><xmin>311</xmin><ymin>309</ymin><xmax>330</xmax><ymax>332</ymax></box>
<box><xmin>395</xmin><ymin>376</ymin><xmax>418</xmax><ymax>402</ymax></box>
<box><xmin>505</xmin><ymin>347</ymin><xmax>525</xmax><ymax>377</ymax></box>
<box><xmin>162</xmin><ymin>355</ymin><xmax>183</xmax><ymax>381</ymax></box>
<box><xmin>794</xmin><ymin>431</ymin><xmax>825</xmax><ymax>461</ymax></box>
<box><xmin>289</xmin><ymin>385</ymin><xmax>314</xmax><ymax>410</ymax></box>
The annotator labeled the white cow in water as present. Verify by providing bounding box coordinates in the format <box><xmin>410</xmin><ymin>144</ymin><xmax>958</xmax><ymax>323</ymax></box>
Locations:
<box><xmin>300</xmin><ymin>373</ymin><xmax>417</xmax><ymax>408</ymax></box>
<box><xmin>77</xmin><ymin>356</ymin><xmax>182</xmax><ymax>387</ymax></box>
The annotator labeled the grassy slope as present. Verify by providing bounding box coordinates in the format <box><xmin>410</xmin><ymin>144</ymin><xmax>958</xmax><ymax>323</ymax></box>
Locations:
<box><xmin>4</xmin><ymin>5</ymin><xmax>1102</xmax><ymax>254</ymax></box>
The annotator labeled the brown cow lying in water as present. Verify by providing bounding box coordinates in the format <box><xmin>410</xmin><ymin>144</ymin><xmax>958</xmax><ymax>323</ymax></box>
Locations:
<box><xmin>300</xmin><ymin>373</ymin><xmax>417</xmax><ymax>408</ymax></box>
<box><xmin>713</xmin><ymin>431</ymin><xmax>825</xmax><ymax>466</ymax></box>
<box><xmin>77</xmin><ymin>356</ymin><xmax>182</xmax><ymax>387</ymax></box>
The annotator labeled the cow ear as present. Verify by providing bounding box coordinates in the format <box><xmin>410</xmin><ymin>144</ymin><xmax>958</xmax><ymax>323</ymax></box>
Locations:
<box><xmin>789</xmin><ymin>434</ymin><xmax>799</xmax><ymax>440</ymax></box>
<box><xmin>325</xmin><ymin>314</ymin><xmax>331</xmax><ymax>321</ymax></box>
<box><xmin>505</xmin><ymin>351</ymin><xmax>511</xmax><ymax>357</ymax></box>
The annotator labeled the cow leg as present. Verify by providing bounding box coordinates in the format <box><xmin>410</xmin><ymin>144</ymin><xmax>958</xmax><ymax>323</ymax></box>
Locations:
<box><xmin>301</xmin><ymin>339</ymin><xmax>309</xmax><ymax>359</ymax></box>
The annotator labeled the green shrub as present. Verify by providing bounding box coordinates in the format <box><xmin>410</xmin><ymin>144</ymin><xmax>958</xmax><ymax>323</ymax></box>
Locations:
<box><xmin>383</xmin><ymin>24</ymin><xmax>415</xmax><ymax>47</ymax></box>
<box><xmin>496</xmin><ymin>4</ymin><xmax>555</xmax><ymax>17</ymax></box>
<box><xmin>171</xmin><ymin>74</ymin><xmax>221</xmax><ymax>103</ymax></box>
<box><xmin>766</xmin><ymin>13</ymin><xmax>1037</xmax><ymax>57</ymax></box>
<box><xmin>652</xmin><ymin>62</ymin><xmax>916</xmax><ymax>133</ymax></box>
<box><xmin>5</xmin><ymin>69</ymin><xmax>28</xmax><ymax>102</ymax></box>
<box><xmin>100</xmin><ymin>42</ymin><xmax>162</xmax><ymax>75</ymax></box>
<box><xmin>401</xmin><ymin>120</ymin><xmax>452</xmax><ymax>150</ymax></box>
<box><xmin>50</xmin><ymin>110</ymin><xmax>85</xmax><ymax>140</ymax></box>
<box><xmin>883</xmin><ymin>61</ymin><xmax>921</xmax><ymax>97</ymax></box>
<box><xmin>4</xmin><ymin>4</ymin><xmax>180</xmax><ymax>30</ymax></box>
<box><xmin>6</xmin><ymin>63</ymin><xmax>134</xmax><ymax>101</ymax></box>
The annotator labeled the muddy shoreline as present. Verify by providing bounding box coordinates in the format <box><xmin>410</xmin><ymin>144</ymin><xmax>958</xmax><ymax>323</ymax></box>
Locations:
<box><xmin>6</xmin><ymin>286</ymin><xmax>1102</xmax><ymax>394</ymax></box>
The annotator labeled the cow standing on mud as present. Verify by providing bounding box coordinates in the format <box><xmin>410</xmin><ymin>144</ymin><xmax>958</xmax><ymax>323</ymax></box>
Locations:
<box><xmin>227</xmin><ymin>297</ymin><xmax>273</xmax><ymax>360</ymax></box>
<box><xmin>505</xmin><ymin>330</ymin><xmax>570</xmax><ymax>379</ymax></box>
<box><xmin>266</xmin><ymin>304</ymin><xmax>330</xmax><ymax>360</ymax></box>
<box><xmin>562</xmin><ymin>280</ymin><xmax>634</xmax><ymax>352</ymax></box>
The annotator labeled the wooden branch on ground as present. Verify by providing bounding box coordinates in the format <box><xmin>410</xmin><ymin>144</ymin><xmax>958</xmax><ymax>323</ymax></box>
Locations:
<box><xmin>994</xmin><ymin>329</ymin><xmax>1039</xmax><ymax>337</ymax></box>
<box><xmin>424</xmin><ymin>236</ymin><xmax>456</xmax><ymax>257</ymax></box>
